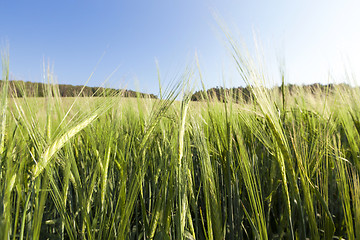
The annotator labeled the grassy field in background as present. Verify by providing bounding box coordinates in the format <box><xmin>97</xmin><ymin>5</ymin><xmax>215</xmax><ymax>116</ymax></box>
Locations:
<box><xmin>2</xmin><ymin>41</ymin><xmax>360</xmax><ymax>239</ymax></box>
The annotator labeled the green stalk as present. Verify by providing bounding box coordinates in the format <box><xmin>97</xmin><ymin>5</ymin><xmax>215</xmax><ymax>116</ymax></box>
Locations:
<box><xmin>176</xmin><ymin>83</ymin><xmax>191</xmax><ymax>240</ymax></box>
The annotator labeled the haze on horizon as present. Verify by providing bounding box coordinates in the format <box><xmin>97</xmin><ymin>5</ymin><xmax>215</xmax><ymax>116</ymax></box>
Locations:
<box><xmin>1</xmin><ymin>0</ymin><xmax>360</xmax><ymax>94</ymax></box>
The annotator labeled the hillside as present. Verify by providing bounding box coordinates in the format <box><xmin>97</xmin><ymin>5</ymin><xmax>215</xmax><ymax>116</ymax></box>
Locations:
<box><xmin>190</xmin><ymin>83</ymin><xmax>351</xmax><ymax>102</ymax></box>
<box><xmin>2</xmin><ymin>80</ymin><xmax>356</xmax><ymax>103</ymax></box>
<box><xmin>1</xmin><ymin>80</ymin><xmax>158</xmax><ymax>98</ymax></box>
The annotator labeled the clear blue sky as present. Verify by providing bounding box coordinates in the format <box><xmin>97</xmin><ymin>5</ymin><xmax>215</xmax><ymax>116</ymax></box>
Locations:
<box><xmin>1</xmin><ymin>0</ymin><xmax>360</xmax><ymax>94</ymax></box>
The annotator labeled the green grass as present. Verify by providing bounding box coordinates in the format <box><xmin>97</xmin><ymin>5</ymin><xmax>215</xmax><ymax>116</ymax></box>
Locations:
<box><xmin>2</xmin><ymin>41</ymin><xmax>360</xmax><ymax>239</ymax></box>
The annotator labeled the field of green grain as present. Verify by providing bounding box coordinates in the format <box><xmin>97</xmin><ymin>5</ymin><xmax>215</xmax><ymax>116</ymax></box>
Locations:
<box><xmin>2</xmin><ymin>41</ymin><xmax>360</xmax><ymax>240</ymax></box>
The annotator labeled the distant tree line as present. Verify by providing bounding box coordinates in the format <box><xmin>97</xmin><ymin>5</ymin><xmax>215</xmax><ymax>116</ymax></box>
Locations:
<box><xmin>190</xmin><ymin>83</ymin><xmax>351</xmax><ymax>102</ymax></box>
<box><xmin>191</xmin><ymin>86</ymin><xmax>254</xmax><ymax>102</ymax></box>
<box><xmin>1</xmin><ymin>80</ymin><xmax>355</xmax><ymax>102</ymax></box>
<box><xmin>0</xmin><ymin>80</ymin><xmax>157</xmax><ymax>98</ymax></box>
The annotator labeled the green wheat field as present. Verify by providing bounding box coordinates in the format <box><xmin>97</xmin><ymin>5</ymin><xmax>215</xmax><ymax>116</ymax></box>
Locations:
<box><xmin>1</xmin><ymin>40</ymin><xmax>360</xmax><ymax>240</ymax></box>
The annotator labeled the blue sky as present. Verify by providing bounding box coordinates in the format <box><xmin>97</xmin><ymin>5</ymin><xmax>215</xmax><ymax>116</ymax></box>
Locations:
<box><xmin>1</xmin><ymin>1</ymin><xmax>360</xmax><ymax>94</ymax></box>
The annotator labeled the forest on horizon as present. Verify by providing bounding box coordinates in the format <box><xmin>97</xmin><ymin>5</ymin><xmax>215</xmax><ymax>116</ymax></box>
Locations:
<box><xmin>0</xmin><ymin>79</ymin><xmax>354</xmax><ymax>102</ymax></box>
